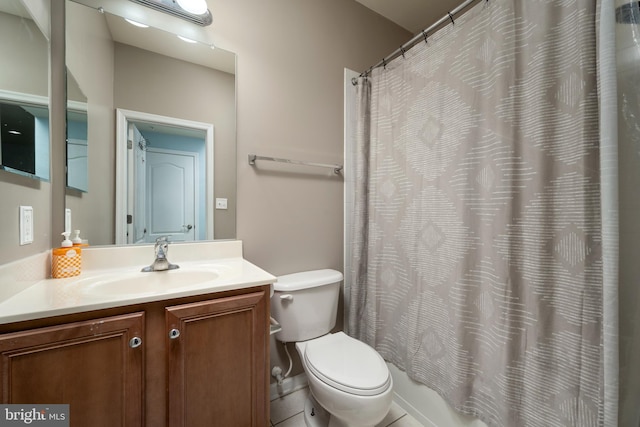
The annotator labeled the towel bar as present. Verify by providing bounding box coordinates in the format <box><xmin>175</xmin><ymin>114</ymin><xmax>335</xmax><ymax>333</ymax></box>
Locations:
<box><xmin>248</xmin><ymin>154</ymin><xmax>343</xmax><ymax>174</ymax></box>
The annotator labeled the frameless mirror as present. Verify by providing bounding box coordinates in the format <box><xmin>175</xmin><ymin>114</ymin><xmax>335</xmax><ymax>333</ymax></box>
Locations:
<box><xmin>65</xmin><ymin>0</ymin><xmax>236</xmax><ymax>246</ymax></box>
<box><xmin>0</xmin><ymin>0</ymin><xmax>50</xmax><ymax>181</ymax></box>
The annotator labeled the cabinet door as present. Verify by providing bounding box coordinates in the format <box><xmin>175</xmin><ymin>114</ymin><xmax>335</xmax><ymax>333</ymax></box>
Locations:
<box><xmin>0</xmin><ymin>312</ymin><xmax>144</xmax><ymax>427</ymax></box>
<box><xmin>166</xmin><ymin>290</ymin><xmax>268</xmax><ymax>427</ymax></box>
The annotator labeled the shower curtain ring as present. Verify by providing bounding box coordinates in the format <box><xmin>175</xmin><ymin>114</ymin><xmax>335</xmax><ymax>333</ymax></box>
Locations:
<box><xmin>400</xmin><ymin>46</ymin><xmax>406</xmax><ymax>58</ymax></box>
<box><xmin>448</xmin><ymin>12</ymin><xmax>455</xmax><ymax>25</ymax></box>
<box><xmin>382</xmin><ymin>58</ymin><xmax>387</xmax><ymax>69</ymax></box>
<box><xmin>422</xmin><ymin>31</ymin><xmax>428</xmax><ymax>44</ymax></box>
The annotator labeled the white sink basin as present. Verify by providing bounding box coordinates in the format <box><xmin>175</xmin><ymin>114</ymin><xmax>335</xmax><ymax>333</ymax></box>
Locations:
<box><xmin>77</xmin><ymin>266</ymin><xmax>224</xmax><ymax>298</ymax></box>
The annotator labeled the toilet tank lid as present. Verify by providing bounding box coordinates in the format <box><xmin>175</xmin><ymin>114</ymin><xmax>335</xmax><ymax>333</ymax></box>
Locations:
<box><xmin>274</xmin><ymin>269</ymin><xmax>343</xmax><ymax>291</ymax></box>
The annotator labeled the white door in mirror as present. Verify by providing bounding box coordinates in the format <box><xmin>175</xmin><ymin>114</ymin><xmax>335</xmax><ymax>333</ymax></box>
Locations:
<box><xmin>145</xmin><ymin>149</ymin><xmax>197</xmax><ymax>243</ymax></box>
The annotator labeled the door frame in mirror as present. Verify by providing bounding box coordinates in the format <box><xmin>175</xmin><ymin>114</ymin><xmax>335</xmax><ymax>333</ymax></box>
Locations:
<box><xmin>115</xmin><ymin>108</ymin><xmax>214</xmax><ymax>244</ymax></box>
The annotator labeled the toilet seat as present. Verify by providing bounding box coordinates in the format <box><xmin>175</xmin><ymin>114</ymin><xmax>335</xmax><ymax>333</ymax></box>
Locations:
<box><xmin>303</xmin><ymin>332</ymin><xmax>391</xmax><ymax>397</ymax></box>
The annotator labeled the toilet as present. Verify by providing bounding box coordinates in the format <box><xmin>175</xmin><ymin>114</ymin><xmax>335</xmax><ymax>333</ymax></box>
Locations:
<box><xmin>271</xmin><ymin>269</ymin><xmax>393</xmax><ymax>427</ymax></box>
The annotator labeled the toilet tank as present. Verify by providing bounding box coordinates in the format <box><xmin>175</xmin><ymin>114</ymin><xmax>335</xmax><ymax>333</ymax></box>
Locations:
<box><xmin>271</xmin><ymin>269</ymin><xmax>344</xmax><ymax>342</ymax></box>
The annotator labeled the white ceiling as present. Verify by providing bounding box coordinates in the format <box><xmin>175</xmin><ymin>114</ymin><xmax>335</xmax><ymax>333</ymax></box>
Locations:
<box><xmin>0</xmin><ymin>0</ymin><xmax>30</xmax><ymax>19</ymax></box>
<box><xmin>104</xmin><ymin>12</ymin><xmax>236</xmax><ymax>74</ymax></box>
<box><xmin>355</xmin><ymin>0</ymin><xmax>465</xmax><ymax>34</ymax></box>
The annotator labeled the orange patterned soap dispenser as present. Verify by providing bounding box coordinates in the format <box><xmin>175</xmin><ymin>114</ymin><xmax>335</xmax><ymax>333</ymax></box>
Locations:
<box><xmin>52</xmin><ymin>231</ymin><xmax>82</xmax><ymax>278</ymax></box>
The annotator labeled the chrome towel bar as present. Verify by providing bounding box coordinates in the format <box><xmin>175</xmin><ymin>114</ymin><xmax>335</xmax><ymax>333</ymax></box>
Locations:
<box><xmin>248</xmin><ymin>154</ymin><xmax>343</xmax><ymax>174</ymax></box>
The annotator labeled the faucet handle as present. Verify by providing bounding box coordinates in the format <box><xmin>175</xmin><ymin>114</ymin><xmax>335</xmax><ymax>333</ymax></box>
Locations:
<box><xmin>154</xmin><ymin>236</ymin><xmax>170</xmax><ymax>258</ymax></box>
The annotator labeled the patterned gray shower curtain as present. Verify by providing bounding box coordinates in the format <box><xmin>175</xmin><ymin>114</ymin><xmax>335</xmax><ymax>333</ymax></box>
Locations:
<box><xmin>348</xmin><ymin>0</ymin><xmax>610</xmax><ymax>426</ymax></box>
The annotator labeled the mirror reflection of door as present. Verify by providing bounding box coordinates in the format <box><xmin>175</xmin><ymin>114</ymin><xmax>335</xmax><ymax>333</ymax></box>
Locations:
<box><xmin>146</xmin><ymin>148</ymin><xmax>197</xmax><ymax>243</ymax></box>
<box><xmin>129</xmin><ymin>124</ymin><xmax>146</xmax><ymax>243</ymax></box>
<box><xmin>126</xmin><ymin>122</ymin><xmax>203</xmax><ymax>244</ymax></box>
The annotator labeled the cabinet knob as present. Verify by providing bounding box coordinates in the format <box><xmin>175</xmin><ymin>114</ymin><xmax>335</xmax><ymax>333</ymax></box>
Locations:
<box><xmin>169</xmin><ymin>328</ymin><xmax>181</xmax><ymax>339</ymax></box>
<box><xmin>129</xmin><ymin>336</ymin><xmax>142</xmax><ymax>348</ymax></box>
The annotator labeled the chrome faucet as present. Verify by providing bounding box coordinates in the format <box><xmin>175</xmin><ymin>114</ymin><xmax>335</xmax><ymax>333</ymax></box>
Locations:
<box><xmin>141</xmin><ymin>236</ymin><xmax>180</xmax><ymax>272</ymax></box>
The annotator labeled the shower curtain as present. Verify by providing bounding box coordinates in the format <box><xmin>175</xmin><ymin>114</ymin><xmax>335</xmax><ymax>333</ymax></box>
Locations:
<box><xmin>347</xmin><ymin>0</ymin><xmax>639</xmax><ymax>425</ymax></box>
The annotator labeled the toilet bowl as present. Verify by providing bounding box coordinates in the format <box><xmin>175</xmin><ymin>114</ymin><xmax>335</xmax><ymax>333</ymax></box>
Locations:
<box><xmin>296</xmin><ymin>332</ymin><xmax>393</xmax><ymax>427</ymax></box>
<box><xmin>271</xmin><ymin>270</ymin><xmax>393</xmax><ymax>427</ymax></box>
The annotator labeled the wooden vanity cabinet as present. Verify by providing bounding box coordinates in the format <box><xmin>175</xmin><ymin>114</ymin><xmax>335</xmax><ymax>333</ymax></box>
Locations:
<box><xmin>166</xmin><ymin>290</ymin><xmax>268</xmax><ymax>427</ymax></box>
<box><xmin>0</xmin><ymin>312</ymin><xmax>145</xmax><ymax>426</ymax></box>
<box><xmin>0</xmin><ymin>285</ymin><xmax>271</xmax><ymax>427</ymax></box>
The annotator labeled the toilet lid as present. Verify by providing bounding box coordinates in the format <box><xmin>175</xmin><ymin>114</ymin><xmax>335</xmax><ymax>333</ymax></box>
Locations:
<box><xmin>304</xmin><ymin>332</ymin><xmax>391</xmax><ymax>396</ymax></box>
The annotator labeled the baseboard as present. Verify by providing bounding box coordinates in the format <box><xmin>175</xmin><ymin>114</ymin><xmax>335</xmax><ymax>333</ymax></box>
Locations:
<box><xmin>270</xmin><ymin>372</ymin><xmax>309</xmax><ymax>401</ymax></box>
<box><xmin>392</xmin><ymin>389</ymin><xmax>437</xmax><ymax>427</ymax></box>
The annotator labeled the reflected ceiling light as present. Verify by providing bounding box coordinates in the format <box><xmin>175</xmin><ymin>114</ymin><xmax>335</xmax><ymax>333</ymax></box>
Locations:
<box><xmin>176</xmin><ymin>0</ymin><xmax>208</xmax><ymax>15</ymax></box>
<box><xmin>124</xmin><ymin>18</ymin><xmax>149</xmax><ymax>28</ymax></box>
<box><xmin>177</xmin><ymin>35</ymin><xmax>198</xmax><ymax>43</ymax></box>
<box><xmin>128</xmin><ymin>0</ymin><xmax>212</xmax><ymax>26</ymax></box>
<box><xmin>8</xmin><ymin>130</ymin><xmax>21</xmax><ymax>135</ymax></box>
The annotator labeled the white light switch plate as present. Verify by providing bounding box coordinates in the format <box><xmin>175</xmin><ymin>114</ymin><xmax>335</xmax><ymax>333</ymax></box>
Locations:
<box><xmin>19</xmin><ymin>206</ymin><xmax>34</xmax><ymax>245</ymax></box>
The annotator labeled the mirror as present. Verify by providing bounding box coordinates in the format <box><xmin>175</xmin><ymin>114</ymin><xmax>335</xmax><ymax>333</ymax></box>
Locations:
<box><xmin>0</xmin><ymin>1</ymin><xmax>50</xmax><ymax>181</ymax></box>
<box><xmin>65</xmin><ymin>0</ymin><xmax>236</xmax><ymax>246</ymax></box>
<box><xmin>67</xmin><ymin>72</ymin><xmax>88</xmax><ymax>193</ymax></box>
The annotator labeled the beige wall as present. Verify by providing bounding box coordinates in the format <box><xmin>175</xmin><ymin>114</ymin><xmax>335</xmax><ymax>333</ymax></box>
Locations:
<box><xmin>0</xmin><ymin>178</ymin><xmax>51</xmax><ymax>264</ymax></box>
<box><xmin>0</xmin><ymin>5</ymin><xmax>51</xmax><ymax>264</ymax></box>
<box><xmin>0</xmin><ymin>13</ymin><xmax>48</xmax><ymax>97</ymax></box>
<box><xmin>208</xmin><ymin>0</ymin><xmax>410</xmax><ymax>380</ymax></box>
<box><xmin>216</xmin><ymin>0</ymin><xmax>409</xmax><ymax>272</ymax></box>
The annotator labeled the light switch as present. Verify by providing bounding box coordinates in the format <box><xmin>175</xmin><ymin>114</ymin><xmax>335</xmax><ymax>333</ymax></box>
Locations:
<box><xmin>19</xmin><ymin>206</ymin><xmax>34</xmax><ymax>245</ymax></box>
<box><xmin>215</xmin><ymin>198</ymin><xmax>228</xmax><ymax>210</ymax></box>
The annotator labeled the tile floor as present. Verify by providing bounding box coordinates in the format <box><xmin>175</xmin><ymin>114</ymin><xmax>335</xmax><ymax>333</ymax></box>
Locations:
<box><xmin>270</xmin><ymin>387</ymin><xmax>424</xmax><ymax>427</ymax></box>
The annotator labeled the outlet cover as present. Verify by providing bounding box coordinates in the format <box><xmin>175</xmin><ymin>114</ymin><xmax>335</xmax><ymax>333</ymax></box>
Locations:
<box><xmin>215</xmin><ymin>198</ymin><xmax>228</xmax><ymax>210</ymax></box>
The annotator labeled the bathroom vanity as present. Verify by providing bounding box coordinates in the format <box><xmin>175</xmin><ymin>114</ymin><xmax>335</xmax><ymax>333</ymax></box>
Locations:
<box><xmin>0</xmin><ymin>241</ymin><xmax>275</xmax><ymax>427</ymax></box>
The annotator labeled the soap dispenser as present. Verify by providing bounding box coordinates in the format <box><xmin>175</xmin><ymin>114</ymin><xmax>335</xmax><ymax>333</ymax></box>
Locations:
<box><xmin>52</xmin><ymin>231</ymin><xmax>82</xmax><ymax>278</ymax></box>
<box><xmin>71</xmin><ymin>230</ymin><xmax>87</xmax><ymax>246</ymax></box>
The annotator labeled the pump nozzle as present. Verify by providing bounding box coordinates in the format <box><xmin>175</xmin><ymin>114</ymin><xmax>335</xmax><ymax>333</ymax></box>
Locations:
<box><xmin>61</xmin><ymin>231</ymin><xmax>72</xmax><ymax>248</ymax></box>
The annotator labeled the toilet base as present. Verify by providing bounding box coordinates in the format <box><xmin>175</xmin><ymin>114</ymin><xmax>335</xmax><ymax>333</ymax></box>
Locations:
<box><xmin>305</xmin><ymin>393</ymin><xmax>362</xmax><ymax>427</ymax></box>
<box><xmin>304</xmin><ymin>393</ymin><xmax>330</xmax><ymax>427</ymax></box>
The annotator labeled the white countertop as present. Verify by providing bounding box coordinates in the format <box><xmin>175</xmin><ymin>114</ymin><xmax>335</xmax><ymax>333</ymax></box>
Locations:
<box><xmin>0</xmin><ymin>241</ymin><xmax>276</xmax><ymax>325</ymax></box>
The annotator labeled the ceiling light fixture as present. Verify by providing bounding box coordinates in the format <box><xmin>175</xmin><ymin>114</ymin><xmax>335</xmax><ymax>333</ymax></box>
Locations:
<box><xmin>128</xmin><ymin>0</ymin><xmax>212</xmax><ymax>26</ymax></box>
<box><xmin>124</xmin><ymin>18</ymin><xmax>149</xmax><ymax>28</ymax></box>
<box><xmin>176</xmin><ymin>0</ymin><xmax>208</xmax><ymax>15</ymax></box>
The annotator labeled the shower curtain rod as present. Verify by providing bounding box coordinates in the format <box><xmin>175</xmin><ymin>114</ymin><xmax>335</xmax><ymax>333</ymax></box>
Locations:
<box><xmin>353</xmin><ymin>0</ymin><xmax>486</xmax><ymax>84</ymax></box>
